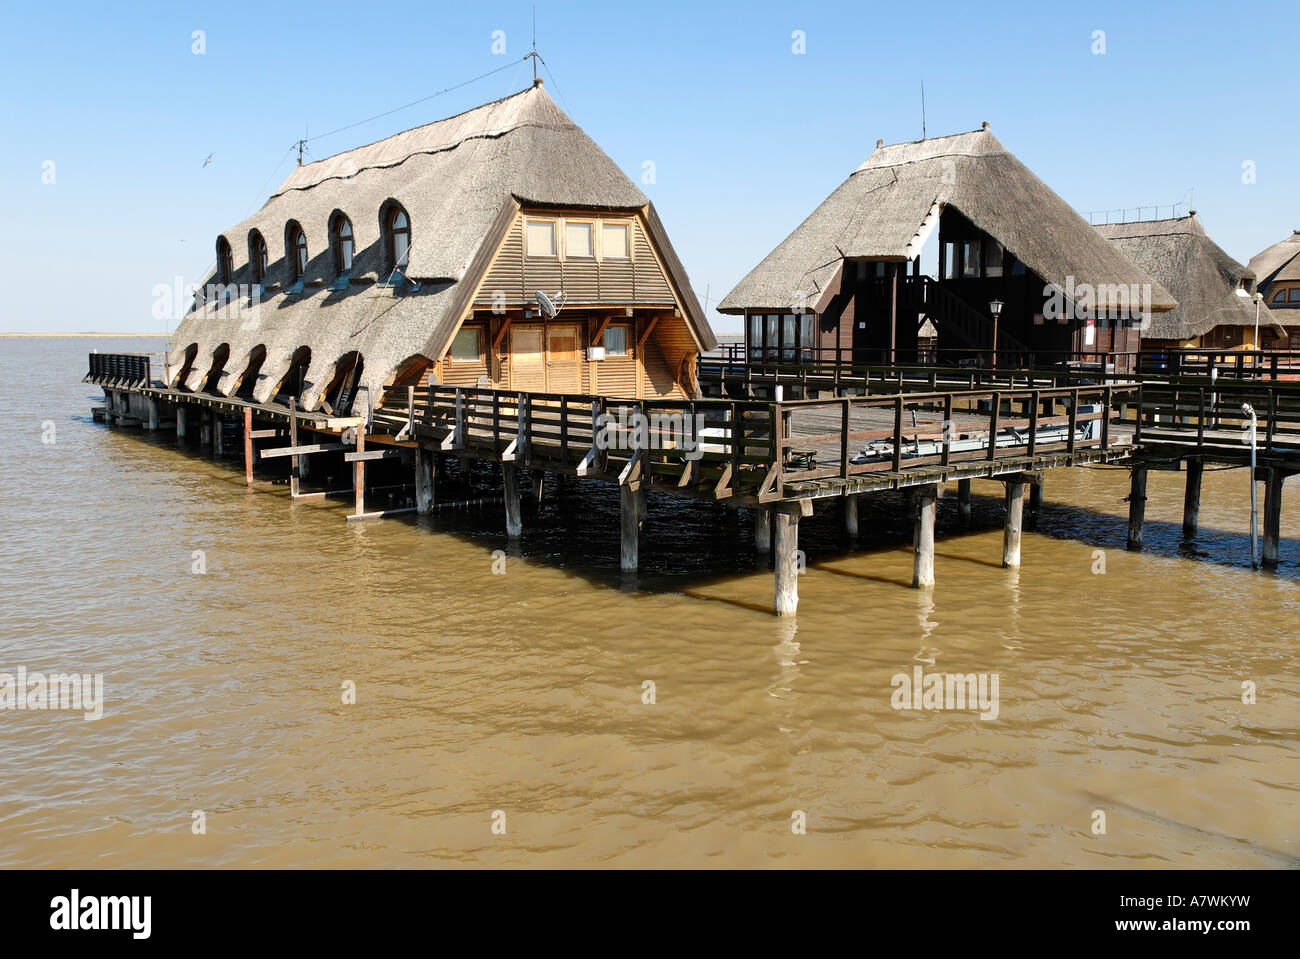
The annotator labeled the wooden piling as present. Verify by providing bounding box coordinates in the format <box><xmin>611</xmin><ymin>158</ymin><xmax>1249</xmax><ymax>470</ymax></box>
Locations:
<box><xmin>912</xmin><ymin>484</ymin><xmax>939</xmax><ymax>588</ymax></box>
<box><xmin>212</xmin><ymin>412</ymin><xmax>224</xmax><ymax>456</ymax></box>
<box><xmin>754</xmin><ymin>507</ymin><xmax>771</xmax><ymax>553</ymax></box>
<box><xmin>958</xmin><ymin>478</ymin><xmax>971</xmax><ymax>525</ymax></box>
<box><xmin>243</xmin><ymin>408</ymin><xmax>254</xmax><ymax>486</ymax></box>
<box><xmin>176</xmin><ymin>406</ymin><xmax>187</xmax><ymax>439</ymax></box>
<box><xmin>620</xmin><ymin>483</ymin><xmax>639</xmax><ymax>572</ymax></box>
<box><xmin>353</xmin><ymin>431</ymin><xmax>366</xmax><ymax>517</ymax></box>
<box><xmin>503</xmin><ymin>463</ymin><xmax>522</xmax><ymax>538</ymax></box>
<box><xmin>1029</xmin><ymin>479</ymin><xmax>1043</xmax><ymax>514</ymax></box>
<box><xmin>1127</xmin><ymin>467</ymin><xmax>1148</xmax><ymax>551</ymax></box>
<box><xmin>146</xmin><ymin>397</ymin><xmax>159</xmax><ymax>431</ymax></box>
<box><xmin>200</xmin><ymin>411</ymin><xmax>211</xmax><ymax>447</ymax></box>
<box><xmin>1182</xmin><ymin>458</ymin><xmax>1203</xmax><ymax>538</ymax></box>
<box><xmin>288</xmin><ymin>398</ymin><xmax>301</xmax><ymax>498</ymax></box>
<box><xmin>773</xmin><ymin>504</ymin><xmax>801</xmax><ymax>616</ymax></box>
<box><xmin>1003</xmin><ymin>480</ymin><xmax>1026</xmax><ymax>568</ymax></box>
<box><xmin>1263</xmin><ymin>468</ymin><xmax>1284</xmax><ymax>568</ymax></box>
<box><xmin>843</xmin><ymin>494</ymin><xmax>859</xmax><ymax>538</ymax></box>
<box><xmin>415</xmin><ymin>447</ymin><xmax>435</xmax><ymax>514</ymax></box>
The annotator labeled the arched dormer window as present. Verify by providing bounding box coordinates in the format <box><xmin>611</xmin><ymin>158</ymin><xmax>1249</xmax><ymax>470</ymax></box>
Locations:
<box><xmin>286</xmin><ymin>221</ymin><xmax>308</xmax><ymax>281</ymax></box>
<box><xmin>383</xmin><ymin>205</ymin><xmax>410</xmax><ymax>278</ymax></box>
<box><xmin>248</xmin><ymin>230</ymin><xmax>267</xmax><ymax>284</ymax></box>
<box><xmin>216</xmin><ymin>237</ymin><xmax>234</xmax><ymax>285</ymax></box>
<box><xmin>331</xmin><ymin>213</ymin><xmax>354</xmax><ymax>276</ymax></box>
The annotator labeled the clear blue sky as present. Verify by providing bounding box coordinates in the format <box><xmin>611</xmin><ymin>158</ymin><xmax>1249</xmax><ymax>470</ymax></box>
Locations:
<box><xmin>2</xmin><ymin>0</ymin><xmax>1296</xmax><ymax>335</ymax></box>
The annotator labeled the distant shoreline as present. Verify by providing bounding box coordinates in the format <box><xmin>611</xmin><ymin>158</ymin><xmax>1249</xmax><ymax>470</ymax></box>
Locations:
<box><xmin>0</xmin><ymin>333</ymin><xmax>167</xmax><ymax>338</ymax></box>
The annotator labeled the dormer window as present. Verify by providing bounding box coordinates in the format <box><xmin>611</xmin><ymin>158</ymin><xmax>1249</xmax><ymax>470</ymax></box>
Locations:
<box><xmin>384</xmin><ymin>206</ymin><xmax>410</xmax><ymax>277</ymax></box>
<box><xmin>526</xmin><ymin>218</ymin><xmax>556</xmax><ymax>257</ymax></box>
<box><xmin>332</xmin><ymin>214</ymin><xmax>354</xmax><ymax>276</ymax></box>
<box><xmin>248</xmin><ymin>230</ymin><xmax>267</xmax><ymax>284</ymax></box>
<box><xmin>216</xmin><ymin>237</ymin><xmax>234</xmax><ymax>285</ymax></box>
<box><xmin>287</xmin><ymin>222</ymin><xmax>308</xmax><ymax>281</ymax></box>
<box><xmin>601</xmin><ymin>223</ymin><xmax>629</xmax><ymax>259</ymax></box>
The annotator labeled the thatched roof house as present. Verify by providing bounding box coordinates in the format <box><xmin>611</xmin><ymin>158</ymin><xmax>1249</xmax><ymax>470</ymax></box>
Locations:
<box><xmin>1248</xmin><ymin>230</ymin><xmax>1300</xmax><ymax>315</ymax></box>
<box><xmin>169</xmin><ymin>83</ymin><xmax>714</xmax><ymax>414</ymax></box>
<box><xmin>1095</xmin><ymin>214</ymin><xmax>1274</xmax><ymax>347</ymax></box>
<box><xmin>718</xmin><ymin>126</ymin><xmax>1174</xmax><ymax>370</ymax></box>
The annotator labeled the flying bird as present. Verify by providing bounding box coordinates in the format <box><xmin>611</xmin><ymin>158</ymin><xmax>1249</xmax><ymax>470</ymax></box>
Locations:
<box><xmin>202</xmin><ymin>153</ymin><xmax>213</xmax><ymax>168</ymax></box>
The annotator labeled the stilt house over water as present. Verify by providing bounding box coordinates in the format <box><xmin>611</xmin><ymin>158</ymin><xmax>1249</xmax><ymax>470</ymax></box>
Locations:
<box><xmin>1095</xmin><ymin>214</ymin><xmax>1278</xmax><ymax>352</ymax></box>
<box><xmin>718</xmin><ymin>124</ymin><xmax>1175</xmax><ymax>373</ymax></box>
<box><xmin>168</xmin><ymin>81</ymin><xmax>715</xmax><ymax>419</ymax></box>
<box><xmin>1249</xmin><ymin>230</ymin><xmax>1300</xmax><ymax>327</ymax></box>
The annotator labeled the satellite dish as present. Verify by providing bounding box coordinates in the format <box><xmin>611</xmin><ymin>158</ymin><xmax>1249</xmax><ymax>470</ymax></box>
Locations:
<box><xmin>535</xmin><ymin>290</ymin><xmax>566</xmax><ymax>319</ymax></box>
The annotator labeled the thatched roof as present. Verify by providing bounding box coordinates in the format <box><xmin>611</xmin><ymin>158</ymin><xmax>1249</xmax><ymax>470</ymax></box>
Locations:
<box><xmin>718</xmin><ymin>127</ymin><xmax>1176</xmax><ymax>315</ymax></box>
<box><xmin>1095</xmin><ymin>215</ymin><xmax>1271</xmax><ymax>341</ymax></box>
<box><xmin>168</xmin><ymin>84</ymin><xmax>713</xmax><ymax>412</ymax></box>
<box><xmin>1248</xmin><ymin>230</ymin><xmax>1300</xmax><ymax>293</ymax></box>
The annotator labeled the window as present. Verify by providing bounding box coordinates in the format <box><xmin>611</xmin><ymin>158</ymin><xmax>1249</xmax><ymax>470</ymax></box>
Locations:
<box><xmin>382</xmin><ymin>205</ymin><xmax>410</xmax><ymax>277</ymax></box>
<box><xmin>565</xmin><ymin>221</ymin><xmax>593</xmax><ymax>258</ymax></box>
<box><xmin>287</xmin><ymin>222</ymin><xmax>307</xmax><ymax>280</ymax></box>
<box><xmin>604</xmin><ymin>325</ymin><xmax>629</xmax><ymax>356</ymax></box>
<box><xmin>332</xmin><ymin>214</ymin><xmax>354</xmax><ymax>275</ymax></box>
<box><xmin>782</xmin><ymin>313</ymin><xmax>798</xmax><ymax>361</ymax></box>
<box><xmin>450</xmin><ymin>327</ymin><xmax>482</xmax><ymax>362</ymax></box>
<box><xmin>875</xmin><ymin>262</ymin><xmax>886</xmax><ymax>278</ymax></box>
<box><xmin>962</xmin><ymin>240</ymin><xmax>981</xmax><ymax>278</ymax></box>
<box><xmin>942</xmin><ymin>241</ymin><xmax>958</xmax><ymax>280</ymax></box>
<box><xmin>747</xmin><ymin>314</ymin><xmax>762</xmax><ymax>361</ymax></box>
<box><xmin>1273</xmin><ymin>290</ymin><xmax>1286</xmax><ymax>303</ymax></box>
<box><xmin>526</xmin><ymin>219</ymin><xmax>556</xmax><ymax>257</ymax></box>
<box><xmin>248</xmin><ymin>231</ymin><xmax>267</xmax><ymax>284</ymax></box>
<box><xmin>601</xmin><ymin>223</ymin><xmax>629</xmax><ymax>259</ymax></box>
<box><xmin>985</xmin><ymin>240</ymin><xmax>1004</xmax><ymax>277</ymax></box>
<box><xmin>216</xmin><ymin>237</ymin><xmax>233</xmax><ymax>285</ymax></box>
<box><xmin>1290</xmin><ymin>289</ymin><xmax>1300</xmax><ymax>303</ymax></box>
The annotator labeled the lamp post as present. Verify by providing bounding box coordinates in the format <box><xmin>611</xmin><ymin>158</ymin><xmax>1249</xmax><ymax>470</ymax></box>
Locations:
<box><xmin>1252</xmin><ymin>290</ymin><xmax>1263</xmax><ymax>356</ymax></box>
<box><xmin>988</xmin><ymin>299</ymin><xmax>1004</xmax><ymax>368</ymax></box>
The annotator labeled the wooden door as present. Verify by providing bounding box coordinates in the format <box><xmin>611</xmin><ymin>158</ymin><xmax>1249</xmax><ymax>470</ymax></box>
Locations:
<box><xmin>546</xmin><ymin>324</ymin><xmax>582</xmax><ymax>393</ymax></box>
<box><xmin>510</xmin><ymin>326</ymin><xmax>545</xmax><ymax>392</ymax></box>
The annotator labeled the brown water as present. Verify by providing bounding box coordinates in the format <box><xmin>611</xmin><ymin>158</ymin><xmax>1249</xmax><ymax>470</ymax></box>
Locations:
<box><xmin>1</xmin><ymin>336</ymin><xmax>1296</xmax><ymax>868</ymax></box>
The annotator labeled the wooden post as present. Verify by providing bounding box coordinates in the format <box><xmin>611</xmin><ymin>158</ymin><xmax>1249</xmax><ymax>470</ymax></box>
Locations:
<box><xmin>620</xmin><ymin>482</ymin><xmax>639</xmax><ymax>572</ymax></box>
<box><xmin>1263</xmin><ymin>468</ymin><xmax>1284</xmax><ymax>568</ymax></box>
<box><xmin>503</xmin><ymin>463</ymin><xmax>522</xmax><ymax>538</ymax></box>
<box><xmin>755</xmin><ymin>507</ymin><xmax>772</xmax><ymax>553</ymax></box>
<box><xmin>843</xmin><ymin>494</ymin><xmax>859</xmax><ymax>538</ymax></box>
<box><xmin>415</xmin><ymin>447</ymin><xmax>435</xmax><ymax>514</ymax></box>
<box><xmin>1003</xmin><ymin>480</ymin><xmax>1026</xmax><ymax>568</ymax></box>
<box><xmin>212</xmin><ymin>412</ymin><xmax>224</xmax><ymax>456</ymax></box>
<box><xmin>146</xmin><ymin>397</ymin><xmax>159</xmax><ymax>431</ymax></box>
<box><xmin>636</xmin><ymin>482</ymin><xmax>648</xmax><ymax>529</ymax></box>
<box><xmin>958</xmin><ymin>478</ymin><xmax>971</xmax><ymax>525</ymax></box>
<box><xmin>242</xmin><ymin>408</ymin><xmax>254</xmax><ymax>485</ymax></box>
<box><xmin>1182</xmin><ymin>458</ymin><xmax>1203</xmax><ymax>538</ymax></box>
<box><xmin>913</xmin><ymin>484</ymin><xmax>938</xmax><ymax>588</ymax></box>
<box><xmin>773</xmin><ymin>504</ymin><xmax>801</xmax><ymax>616</ymax></box>
<box><xmin>288</xmin><ymin>397</ymin><xmax>301</xmax><ymax>498</ymax></box>
<box><xmin>1127</xmin><ymin>467</ymin><xmax>1148</xmax><ymax>551</ymax></box>
<box><xmin>1029</xmin><ymin>479</ymin><xmax>1043</xmax><ymax>514</ymax></box>
<box><xmin>200</xmin><ymin>410</ymin><xmax>211</xmax><ymax>447</ymax></box>
<box><xmin>176</xmin><ymin>406</ymin><xmax>187</xmax><ymax>439</ymax></box>
<box><xmin>353</xmin><ymin>430</ymin><xmax>366</xmax><ymax>517</ymax></box>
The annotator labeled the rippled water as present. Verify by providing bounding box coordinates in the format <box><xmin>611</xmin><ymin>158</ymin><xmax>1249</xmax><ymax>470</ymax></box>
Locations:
<box><xmin>1</xmin><ymin>337</ymin><xmax>1296</xmax><ymax>867</ymax></box>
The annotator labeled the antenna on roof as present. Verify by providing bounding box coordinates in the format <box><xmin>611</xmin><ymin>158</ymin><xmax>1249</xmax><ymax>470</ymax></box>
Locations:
<box><xmin>921</xmin><ymin>80</ymin><xmax>926</xmax><ymax>140</ymax></box>
<box><xmin>529</xmin><ymin>6</ymin><xmax>541</xmax><ymax>86</ymax></box>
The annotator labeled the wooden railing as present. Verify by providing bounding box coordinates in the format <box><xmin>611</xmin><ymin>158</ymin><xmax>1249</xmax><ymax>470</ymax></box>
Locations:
<box><xmin>1121</xmin><ymin>379</ymin><xmax>1300</xmax><ymax>457</ymax></box>
<box><xmin>1139</xmin><ymin>349</ymin><xmax>1300</xmax><ymax>381</ymax></box>
<box><xmin>85</xmin><ymin>352</ymin><xmax>153</xmax><ymax>387</ymax></box>
<box><xmin>373</xmin><ymin>383</ymin><xmax>1138</xmax><ymax>502</ymax></box>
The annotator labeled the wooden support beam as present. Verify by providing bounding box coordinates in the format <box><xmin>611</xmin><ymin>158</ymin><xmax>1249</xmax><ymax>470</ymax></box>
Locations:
<box><xmin>212</xmin><ymin>412</ymin><xmax>224</xmax><ymax>456</ymax></box>
<box><xmin>637</xmin><ymin>316</ymin><xmax>660</xmax><ymax>348</ymax></box>
<box><xmin>353</xmin><ymin>431</ymin><xmax>366</xmax><ymax>517</ymax></box>
<box><xmin>176</xmin><ymin>406</ymin><xmax>187</xmax><ymax>439</ymax></box>
<box><xmin>958</xmin><ymin>478</ymin><xmax>972</xmax><ymax>525</ymax></box>
<box><xmin>773</xmin><ymin>504</ymin><xmax>801</xmax><ymax>616</ymax></box>
<box><xmin>755</xmin><ymin>507</ymin><xmax>771</xmax><ymax>553</ymax></box>
<box><xmin>146</xmin><ymin>397</ymin><xmax>159</xmax><ymax>431</ymax></box>
<box><xmin>503</xmin><ymin>463</ymin><xmax>523</xmax><ymax>538</ymax></box>
<box><xmin>289</xmin><ymin>397</ymin><xmax>300</xmax><ymax>498</ymax></box>
<box><xmin>1126</xmin><ymin>467</ymin><xmax>1148</xmax><ymax>551</ymax></box>
<box><xmin>1182</xmin><ymin>458</ymin><xmax>1203</xmax><ymax>538</ymax></box>
<box><xmin>260</xmin><ymin>442</ymin><xmax>350</xmax><ymax>459</ymax></box>
<box><xmin>842</xmin><ymin>494</ymin><xmax>859</xmax><ymax>538</ymax></box>
<box><xmin>415</xmin><ymin>447</ymin><xmax>435</xmax><ymax>514</ymax></box>
<box><xmin>200</xmin><ymin>410</ymin><xmax>211</xmax><ymax>446</ymax></box>
<box><xmin>1003</xmin><ymin>480</ymin><xmax>1026</xmax><ymax>568</ymax></box>
<box><xmin>344</xmin><ymin>449</ymin><xmax>404</xmax><ymax>463</ymax></box>
<box><xmin>1263</xmin><ymin>468</ymin><xmax>1284</xmax><ymax>568</ymax></box>
<box><xmin>913</xmin><ymin>483</ymin><xmax>939</xmax><ymax>587</ymax></box>
<box><xmin>243</xmin><ymin>407</ymin><xmax>254</xmax><ymax>486</ymax></box>
<box><xmin>1028</xmin><ymin>479</ymin><xmax>1043</xmax><ymax>514</ymax></box>
<box><xmin>620</xmin><ymin>482</ymin><xmax>639</xmax><ymax>572</ymax></box>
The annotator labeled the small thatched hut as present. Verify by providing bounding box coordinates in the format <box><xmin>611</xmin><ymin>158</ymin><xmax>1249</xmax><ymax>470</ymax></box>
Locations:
<box><xmin>718</xmin><ymin>124</ymin><xmax>1175</xmax><ymax>372</ymax></box>
<box><xmin>168</xmin><ymin>82</ymin><xmax>715</xmax><ymax>417</ymax></box>
<box><xmin>1248</xmin><ymin>230</ymin><xmax>1300</xmax><ymax>327</ymax></box>
<box><xmin>1095</xmin><ymin>214</ymin><xmax>1277</xmax><ymax>351</ymax></box>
